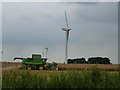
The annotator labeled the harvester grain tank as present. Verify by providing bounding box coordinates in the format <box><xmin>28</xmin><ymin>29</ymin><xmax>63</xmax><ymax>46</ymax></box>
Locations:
<box><xmin>14</xmin><ymin>54</ymin><xmax>47</xmax><ymax>70</ymax></box>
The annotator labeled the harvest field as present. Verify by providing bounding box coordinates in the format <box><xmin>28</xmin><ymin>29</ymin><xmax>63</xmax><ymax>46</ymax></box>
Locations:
<box><xmin>2</xmin><ymin>62</ymin><xmax>22</xmax><ymax>70</ymax></box>
<box><xmin>2</xmin><ymin>62</ymin><xmax>120</xmax><ymax>71</ymax></box>
<box><xmin>1</xmin><ymin>62</ymin><xmax>120</xmax><ymax>88</ymax></box>
<box><xmin>57</xmin><ymin>64</ymin><xmax>120</xmax><ymax>71</ymax></box>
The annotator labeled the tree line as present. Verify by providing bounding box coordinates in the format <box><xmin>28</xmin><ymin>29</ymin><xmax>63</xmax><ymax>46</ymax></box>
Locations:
<box><xmin>67</xmin><ymin>57</ymin><xmax>111</xmax><ymax>64</ymax></box>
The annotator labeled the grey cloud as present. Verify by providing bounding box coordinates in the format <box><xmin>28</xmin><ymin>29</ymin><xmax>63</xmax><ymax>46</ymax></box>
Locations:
<box><xmin>72</xmin><ymin>2</ymin><xmax>118</xmax><ymax>24</ymax></box>
<box><xmin>66</xmin><ymin>2</ymin><xmax>99</xmax><ymax>5</ymax></box>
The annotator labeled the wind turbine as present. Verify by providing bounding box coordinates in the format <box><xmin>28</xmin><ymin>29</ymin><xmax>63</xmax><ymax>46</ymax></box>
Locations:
<box><xmin>62</xmin><ymin>11</ymin><xmax>71</xmax><ymax>64</ymax></box>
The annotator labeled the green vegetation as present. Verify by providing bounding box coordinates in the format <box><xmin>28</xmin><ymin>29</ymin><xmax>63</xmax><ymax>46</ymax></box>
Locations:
<box><xmin>2</xmin><ymin>66</ymin><xmax>120</xmax><ymax>88</ymax></box>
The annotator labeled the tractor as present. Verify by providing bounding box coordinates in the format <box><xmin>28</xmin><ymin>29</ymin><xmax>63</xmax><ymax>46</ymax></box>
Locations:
<box><xmin>14</xmin><ymin>54</ymin><xmax>47</xmax><ymax>70</ymax></box>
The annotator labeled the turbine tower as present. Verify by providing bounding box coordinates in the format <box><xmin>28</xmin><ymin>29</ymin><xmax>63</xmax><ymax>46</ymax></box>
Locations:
<box><xmin>62</xmin><ymin>11</ymin><xmax>71</xmax><ymax>64</ymax></box>
<box><xmin>45</xmin><ymin>48</ymin><xmax>48</xmax><ymax>59</ymax></box>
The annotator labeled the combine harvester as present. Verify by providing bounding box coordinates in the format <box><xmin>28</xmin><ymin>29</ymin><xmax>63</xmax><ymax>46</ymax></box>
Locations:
<box><xmin>14</xmin><ymin>54</ymin><xmax>47</xmax><ymax>70</ymax></box>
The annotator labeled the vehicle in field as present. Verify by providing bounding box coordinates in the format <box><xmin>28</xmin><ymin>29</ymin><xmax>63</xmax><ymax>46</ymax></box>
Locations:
<box><xmin>14</xmin><ymin>54</ymin><xmax>47</xmax><ymax>70</ymax></box>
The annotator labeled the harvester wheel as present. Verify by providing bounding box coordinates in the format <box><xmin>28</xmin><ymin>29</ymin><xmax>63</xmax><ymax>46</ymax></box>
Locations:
<box><xmin>25</xmin><ymin>65</ymin><xmax>28</xmax><ymax>70</ymax></box>
<box><xmin>39</xmin><ymin>66</ymin><xmax>44</xmax><ymax>70</ymax></box>
<box><xmin>25</xmin><ymin>65</ymin><xmax>32</xmax><ymax>70</ymax></box>
<box><xmin>28</xmin><ymin>67</ymin><xmax>31</xmax><ymax>70</ymax></box>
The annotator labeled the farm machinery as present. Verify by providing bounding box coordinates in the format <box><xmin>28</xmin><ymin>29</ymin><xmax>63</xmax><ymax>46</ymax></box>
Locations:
<box><xmin>14</xmin><ymin>54</ymin><xmax>58</xmax><ymax>70</ymax></box>
<box><xmin>14</xmin><ymin>54</ymin><xmax>48</xmax><ymax>70</ymax></box>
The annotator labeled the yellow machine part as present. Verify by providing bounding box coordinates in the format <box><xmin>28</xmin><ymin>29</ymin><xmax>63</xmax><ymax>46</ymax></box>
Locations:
<box><xmin>39</xmin><ymin>66</ymin><xmax>44</xmax><ymax>70</ymax></box>
<box><xmin>28</xmin><ymin>67</ymin><xmax>31</xmax><ymax>70</ymax></box>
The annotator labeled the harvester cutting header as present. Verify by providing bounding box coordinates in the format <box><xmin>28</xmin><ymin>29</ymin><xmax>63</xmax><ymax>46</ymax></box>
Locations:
<box><xmin>14</xmin><ymin>54</ymin><xmax>47</xmax><ymax>70</ymax></box>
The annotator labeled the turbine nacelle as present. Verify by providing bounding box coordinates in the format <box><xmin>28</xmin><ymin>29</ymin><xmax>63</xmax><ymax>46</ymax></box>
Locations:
<box><xmin>62</xmin><ymin>27</ymin><xmax>71</xmax><ymax>31</ymax></box>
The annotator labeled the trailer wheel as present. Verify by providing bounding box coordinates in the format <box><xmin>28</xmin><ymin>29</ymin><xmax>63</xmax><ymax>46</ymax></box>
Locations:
<box><xmin>31</xmin><ymin>66</ymin><xmax>34</xmax><ymax>70</ymax></box>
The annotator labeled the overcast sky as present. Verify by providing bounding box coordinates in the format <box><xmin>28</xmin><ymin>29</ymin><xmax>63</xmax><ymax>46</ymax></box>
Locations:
<box><xmin>1</xmin><ymin>0</ymin><xmax>120</xmax><ymax>2</ymax></box>
<box><xmin>1</xmin><ymin>2</ymin><xmax>118</xmax><ymax>64</ymax></box>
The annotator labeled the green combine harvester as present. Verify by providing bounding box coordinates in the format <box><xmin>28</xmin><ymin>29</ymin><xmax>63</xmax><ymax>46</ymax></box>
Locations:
<box><xmin>14</xmin><ymin>54</ymin><xmax>47</xmax><ymax>70</ymax></box>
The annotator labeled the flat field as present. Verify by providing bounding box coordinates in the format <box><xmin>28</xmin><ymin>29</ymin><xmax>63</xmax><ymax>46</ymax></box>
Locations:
<box><xmin>1</xmin><ymin>62</ymin><xmax>120</xmax><ymax>71</ymax></box>
<box><xmin>57</xmin><ymin>64</ymin><xmax>120</xmax><ymax>71</ymax></box>
<box><xmin>1</xmin><ymin>62</ymin><xmax>22</xmax><ymax>70</ymax></box>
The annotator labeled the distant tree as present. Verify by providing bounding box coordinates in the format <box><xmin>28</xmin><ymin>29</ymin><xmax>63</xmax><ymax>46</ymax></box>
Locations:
<box><xmin>67</xmin><ymin>59</ymin><xmax>74</xmax><ymax>64</ymax></box>
<box><xmin>75</xmin><ymin>58</ymin><xmax>87</xmax><ymax>64</ymax></box>
<box><xmin>88</xmin><ymin>57</ymin><xmax>111</xmax><ymax>64</ymax></box>
<box><xmin>67</xmin><ymin>58</ymin><xmax>87</xmax><ymax>64</ymax></box>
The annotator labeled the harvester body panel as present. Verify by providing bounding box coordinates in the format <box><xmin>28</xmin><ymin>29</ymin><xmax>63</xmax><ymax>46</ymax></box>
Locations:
<box><xmin>14</xmin><ymin>54</ymin><xmax>47</xmax><ymax>70</ymax></box>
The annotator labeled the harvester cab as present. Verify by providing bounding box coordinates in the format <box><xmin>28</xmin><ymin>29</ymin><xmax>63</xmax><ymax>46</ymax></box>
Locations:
<box><xmin>14</xmin><ymin>54</ymin><xmax>47</xmax><ymax>70</ymax></box>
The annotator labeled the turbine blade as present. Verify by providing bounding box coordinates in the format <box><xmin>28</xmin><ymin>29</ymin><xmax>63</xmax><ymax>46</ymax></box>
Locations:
<box><xmin>65</xmin><ymin>10</ymin><xmax>69</xmax><ymax>28</ymax></box>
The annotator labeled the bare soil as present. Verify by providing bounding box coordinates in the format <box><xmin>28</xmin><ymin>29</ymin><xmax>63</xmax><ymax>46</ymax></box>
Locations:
<box><xmin>1</xmin><ymin>62</ymin><xmax>22</xmax><ymax>71</ymax></box>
